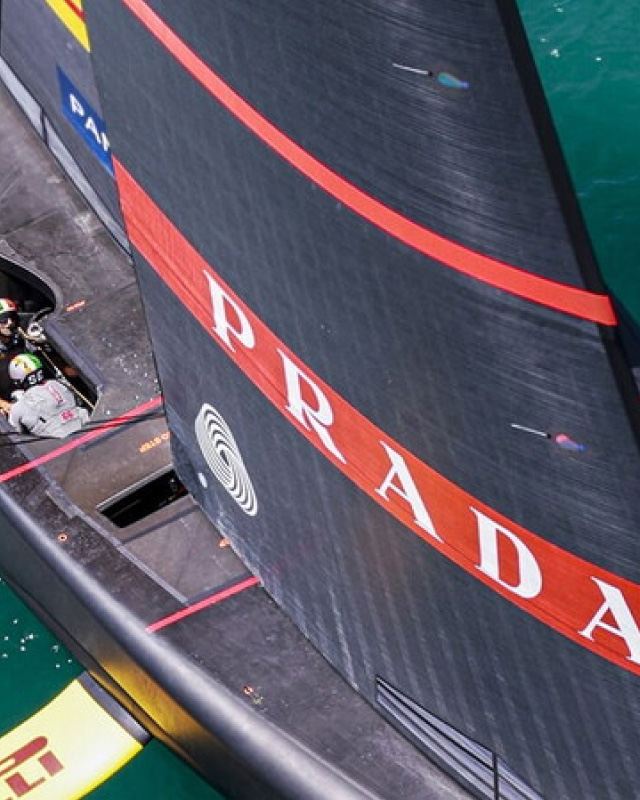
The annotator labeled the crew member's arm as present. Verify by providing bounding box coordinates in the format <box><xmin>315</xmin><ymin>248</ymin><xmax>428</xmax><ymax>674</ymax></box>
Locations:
<box><xmin>8</xmin><ymin>398</ymin><xmax>37</xmax><ymax>433</ymax></box>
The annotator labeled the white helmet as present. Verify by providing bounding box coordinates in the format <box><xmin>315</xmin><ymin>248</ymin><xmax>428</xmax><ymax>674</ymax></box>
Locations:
<box><xmin>9</xmin><ymin>353</ymin><xmax>44</xmax><ymax>389</ymax></box>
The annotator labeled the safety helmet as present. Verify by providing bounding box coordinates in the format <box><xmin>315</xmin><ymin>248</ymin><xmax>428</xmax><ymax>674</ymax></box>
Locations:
<box><xmin>0</xmin><ymin>298</ymin><xmax>19</xmax><ymax>331</ymax></box>
<box><xmin>9</xmin><ymin>353</ymin><xmax>45</xmax><ymax>389</ymax></box>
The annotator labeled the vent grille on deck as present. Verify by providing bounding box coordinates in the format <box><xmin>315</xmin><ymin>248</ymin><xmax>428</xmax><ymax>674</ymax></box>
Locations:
<box><xmin>376</xmin><ymin>677</ymin><xmax>544</xmax><ymax>800</ymax></box>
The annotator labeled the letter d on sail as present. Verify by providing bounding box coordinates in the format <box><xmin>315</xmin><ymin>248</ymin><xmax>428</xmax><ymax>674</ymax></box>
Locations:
<box><xmin>471</xmin><ymin>507</ymin><xmax>542</xmax><ymax>599</ymax></box>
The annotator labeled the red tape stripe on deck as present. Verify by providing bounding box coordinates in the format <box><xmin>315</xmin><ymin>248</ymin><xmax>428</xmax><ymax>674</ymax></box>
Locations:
<box><xmin>146</xmin><ymin>576</ymin><xmax>261</xmax><ymax>633</ymax></box>
<box><xmin>120</xmin><ymin>0</ymin><xmax>616</xmax><ymax>325</ymax></box>
<box><xmin>0</xmin><ymin>396</ymin><xmax>163</xmax><ymax>483</ymax></box>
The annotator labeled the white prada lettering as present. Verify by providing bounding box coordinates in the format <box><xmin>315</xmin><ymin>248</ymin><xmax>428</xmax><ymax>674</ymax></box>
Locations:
<box><xmin>376</xmin><ymin>443</ymin><xmax>442</xmax><ymax>540</ymax></box>
<box><xmin>204</xmin><ymin>271</ymin><xmax>256</xmax><ymax>352</ymax></box>
<box><xmin>579</xmin><ymin>578</ymin><xmax>640</xmax><ymax>664</ymax></box>
<box><xmin>278</xmin><ymin>350</ymin><xmax>346</xmax><ymax>464</ymax></box>
<box><xmin>471</xmin><ymin>507</ymin><xmax>542</xmax><ymax>599</ymax></box>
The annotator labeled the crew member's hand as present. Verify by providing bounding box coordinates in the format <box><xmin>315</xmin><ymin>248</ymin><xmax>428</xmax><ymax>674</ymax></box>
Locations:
<box><xmin>0</xmin><ymin>398</ymin><xmax>11</xmax><ymax>416</ymax></box>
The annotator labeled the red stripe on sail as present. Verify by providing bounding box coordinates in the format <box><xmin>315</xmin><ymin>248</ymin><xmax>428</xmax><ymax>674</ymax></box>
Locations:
<box><xmin>115</xmin><ymin>161</ymin><xmax>640</xmax><ymax>678</ymax></box>
<box><xmin>119</xmin><ymin>0</ymin><xmax>615</xmax><ymax>325</ymax></box>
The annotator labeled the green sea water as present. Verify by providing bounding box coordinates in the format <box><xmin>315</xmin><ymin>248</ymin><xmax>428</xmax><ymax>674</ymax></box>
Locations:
<box><xmin>0</xmin><ymin>2</ymin><xmax>637</xmax><ymax>799</ymax></box>
<box><xmin>519</xmin><ymin>0</ymin><xmax>640</xmax><ymax>319</ymax></box>
<box><xmin>0</xmin><ymin>576</ymin><xmax>223</xmax><ymax>799</ymax></box>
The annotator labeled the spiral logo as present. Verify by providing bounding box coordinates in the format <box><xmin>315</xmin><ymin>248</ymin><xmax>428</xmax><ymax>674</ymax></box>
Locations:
<box><xmin>195</xmin><ymin>404</ymin><xmax>258</xmax><ymax>516</ymax></box>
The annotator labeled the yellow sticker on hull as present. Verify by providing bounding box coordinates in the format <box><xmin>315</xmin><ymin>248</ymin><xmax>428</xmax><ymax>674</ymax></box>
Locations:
<box><xmin>43</xmin><ymin>0</ymin><xmax>90</xmax><ymax>52</ymax></box>
<box><xmin>0</xmin><ymin>679</ymin><xmax>144</xmax><ymax>799</ymax></box>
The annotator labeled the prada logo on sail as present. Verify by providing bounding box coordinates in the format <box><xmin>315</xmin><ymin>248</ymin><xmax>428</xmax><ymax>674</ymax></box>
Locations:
<box><xmin>116</xmin><ymin>162</ymin><xmax>640</xmax><ymax>680</ymax></box>
<box><xmin>195</xmin><ymin>404</ymin><xmax>258</xmax><ymax>516</ymax></box>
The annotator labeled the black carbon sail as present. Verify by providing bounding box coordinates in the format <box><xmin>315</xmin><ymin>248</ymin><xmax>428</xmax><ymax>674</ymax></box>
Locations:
<box><xmin>2</xmin><ymin>1</ymin><xmax>640</xmax><ymax>799</ymax></box>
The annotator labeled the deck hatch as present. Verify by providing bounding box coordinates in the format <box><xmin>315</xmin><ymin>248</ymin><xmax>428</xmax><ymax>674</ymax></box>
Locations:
<box><xmin>97</xmin><ymin>468</ymin><xmax>187</xmax><ymax>528</ymax></box>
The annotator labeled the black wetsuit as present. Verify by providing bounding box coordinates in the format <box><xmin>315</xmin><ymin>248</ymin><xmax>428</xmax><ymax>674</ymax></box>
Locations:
<box><xmin>0</xmin><ymin>332</ymin><xmax>27</xmax><ymax>402</ymax></box>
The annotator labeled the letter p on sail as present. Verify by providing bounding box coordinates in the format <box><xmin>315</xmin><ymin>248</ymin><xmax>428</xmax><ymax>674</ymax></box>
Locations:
<box><xmin>204</xmin><ymin>271</ymin><xmax>256</xmax><ymax>352</ymax></box>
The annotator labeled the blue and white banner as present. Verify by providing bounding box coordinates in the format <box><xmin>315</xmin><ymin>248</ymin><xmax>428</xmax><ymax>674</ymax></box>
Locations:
<box><xmin>58</xmin><ymin>67</ymin><xmax>113</xmax><ymax>174</ymax></box>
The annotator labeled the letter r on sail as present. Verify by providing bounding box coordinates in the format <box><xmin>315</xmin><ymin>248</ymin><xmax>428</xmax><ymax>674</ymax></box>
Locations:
<box><xmin>278</xmin><ymin>350</ymin><xmax>346</xmax><ymax>464</ymax></box>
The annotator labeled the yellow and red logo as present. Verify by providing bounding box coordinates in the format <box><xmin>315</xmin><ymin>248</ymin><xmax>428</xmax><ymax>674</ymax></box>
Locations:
<box><xmin>43</xmin><ymin>0</ymin><xmax>90</xmax><ymax>52</ymax></box>
<box><xmin>0</xmin><ymin>680</ymin><xmax>143</xmax><ymax>799</ymax></box>
<box><xmin>0</xmin><ymin>737</ymin><xmax>63</xmax><ymax>798</ymax></box>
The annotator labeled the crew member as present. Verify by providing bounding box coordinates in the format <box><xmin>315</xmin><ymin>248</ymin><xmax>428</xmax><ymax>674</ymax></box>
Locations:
<box><xmin>7</xmin><ymin>353</ymin><xmax>89</xmax><ymax>438</ymax></box>
<box><xmin>0</xmin><ymin>298</ymin><xmax>26</xmax><ymax>413</ymax></box>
